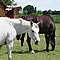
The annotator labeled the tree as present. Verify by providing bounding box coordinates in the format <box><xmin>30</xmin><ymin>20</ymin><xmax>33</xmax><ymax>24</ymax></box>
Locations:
<box><xmin>0</xmin><ymin>0</ymin><xmax>14</xmax><ymax>5</ymax></box>
<box><xmin>43</xmin><ymin>10</ymin><xmax>48</xmax><ymax>15</ymax></box>
<box><xmin>47</xmin><ymin>9</ymin><xmax>52</xmax><ymax>15</ymax></box>
<box><xmin>36</xmin><ymin>11</ymin><xmax>42</xmax><ymax>16</ymax></box>
<box><xmin>23</xmin><ymin>10</ymin><xmax>28</xmax><ymax>15</ymax></box>
<box><xmin>23</xmin><ymin>5</ymin><xmax>35</xmax><ymax>15</ymax></box>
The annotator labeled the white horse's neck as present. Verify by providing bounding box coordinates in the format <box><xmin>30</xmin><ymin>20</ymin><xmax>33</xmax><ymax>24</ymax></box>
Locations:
<box><xmin>2</xmin><ymin>17</ymin><xmax>31</xmax><ymax>34</ymax></box>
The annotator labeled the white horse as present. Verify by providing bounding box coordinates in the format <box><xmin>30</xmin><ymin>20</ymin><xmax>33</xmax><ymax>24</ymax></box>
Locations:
<box><xmin>0</xmin><ymin>17</ymin><xmax>40</xmax><ymax>60</ymax></box>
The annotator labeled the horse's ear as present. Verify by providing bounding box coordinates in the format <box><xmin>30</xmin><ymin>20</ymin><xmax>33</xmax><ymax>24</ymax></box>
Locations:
<box><xmin>37</xmin><ymin>22</ymin><xmax>40</xmax><ymax>25</ymax></box>
<box><xmin>19</xmin><ymin>18</ymin><xmax>23</xmax><ymax>23</ymax></box>
<box><xmin>30</xmin><ymin>21</ymin><xmax>33</xmax><ymax>26</ymax></box>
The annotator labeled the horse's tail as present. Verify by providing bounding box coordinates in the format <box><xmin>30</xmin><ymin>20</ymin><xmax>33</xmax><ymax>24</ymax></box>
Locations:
<box><xmin>50</xmin><ymin>26</ymin><xmax>56</xmax><ymax>50</ymax></box>
<box><xmin>48</xmin><ymin>23</ymin><xmax>53</xmax><ymax>34</ymax></box>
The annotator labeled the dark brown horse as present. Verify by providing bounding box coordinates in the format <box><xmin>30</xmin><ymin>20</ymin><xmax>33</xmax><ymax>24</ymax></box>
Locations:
<box><xmin>16</xmin><ymin>15</ymin><xmax>56</xmax><ymax>52</ymax></box>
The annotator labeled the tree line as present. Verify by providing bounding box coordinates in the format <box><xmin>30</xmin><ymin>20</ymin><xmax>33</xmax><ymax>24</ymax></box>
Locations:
<box><xmin>23</xmin><ymin>5</ymin><xmax>60</xmax><ymax>16</ymax></box>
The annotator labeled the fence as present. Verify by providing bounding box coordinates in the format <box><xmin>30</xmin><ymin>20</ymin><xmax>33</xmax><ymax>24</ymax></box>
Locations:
<box><xmin>51</xmin><ymin>15</ymin><xmax>60</xmax><ymax>23</ymax></box>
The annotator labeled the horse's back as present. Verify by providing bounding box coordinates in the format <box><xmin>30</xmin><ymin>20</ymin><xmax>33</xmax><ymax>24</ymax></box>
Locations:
<box><xmin>0</xmin><ymin>18</ymin><xmax>16</xmax><ymax>45</ymax></box>
<box><xmin>38</xmin><ymin>16</ymin><xmax>55</xmax><ymax>34</ymax></box>
<box><xmin>0</xmin><ymin>20</ymin><xmax>8</xmax><ymax>44</ymax></box>
<box><xmin>21</xmin><ymin>15</ymin><xmax>55</xmax><ymax>34</ymax></box>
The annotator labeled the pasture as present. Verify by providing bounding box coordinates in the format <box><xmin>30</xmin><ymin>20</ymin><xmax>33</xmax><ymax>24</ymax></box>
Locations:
<box><xmin>0</xmin><ymin>23</ymin><xmax>60</xmax><ymax>60</ymax></box>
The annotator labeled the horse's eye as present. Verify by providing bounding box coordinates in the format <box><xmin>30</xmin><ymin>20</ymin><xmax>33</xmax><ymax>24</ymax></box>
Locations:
<box><xmin>35</xmin><ymin>25</ymin><xmax>38</xmax><ymax>28</ymax></box>
<box><xmin>32</xmin><ymin>30</ymin><xmax>34</xmax><ymax>32</ymax></box>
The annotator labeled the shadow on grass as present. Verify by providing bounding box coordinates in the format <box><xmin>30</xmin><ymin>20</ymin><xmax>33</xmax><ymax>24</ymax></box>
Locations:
<box><xmin>5</xmin><ymin>49</ymin><xmax>55</xmax><ymax>54</ymax></box>
<box><xmin>12</xmin><ymin>49</ymin><xmax>47</xmax><ymax>54</ymax></box>
<box><xmin>5</xmin><ymin>50</ymin><xmax>30</xmax><ymax>54</ymax></box>
<box><xmin>34</xmin><ymin>49</ymin><xmax>55</xmax><ymax>53</ymax></box>
<box><xmin>34</xmin><ymin>49</ymin><xmax>46</xmax><ymax>53</ymax></box>
<box><xmin>12</xmin><ymin>50</ymin><xmax>30</xmax><ymax>54</ymax></box>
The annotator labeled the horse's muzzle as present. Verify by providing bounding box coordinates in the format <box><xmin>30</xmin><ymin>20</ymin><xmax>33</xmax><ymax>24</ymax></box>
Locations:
<box><xmin>35</xmin><ymin>41</ymin><xmax>40</xmax><ymax>45</ymax></box>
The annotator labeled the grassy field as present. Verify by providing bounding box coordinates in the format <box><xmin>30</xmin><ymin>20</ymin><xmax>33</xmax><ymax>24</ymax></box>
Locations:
<box><xmin>0</xmin><ymin>23</ymin><xmax>60</xmax><ymax>60</ymax></box>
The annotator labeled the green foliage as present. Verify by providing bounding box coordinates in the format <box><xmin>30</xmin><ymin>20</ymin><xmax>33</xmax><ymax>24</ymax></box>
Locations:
<box><xmin>23</xmin><ymin>5</ymin><xmax>60</xmax><ymax>17</ymax></box>
<box><xmin>36</xmin><ymin>11</ymin><xmax>42</xmax><ymax>16</ymax></box>
<box><xmin>0</xmin><ymin>24</ymin><xmax>60</xmax><ymax>60</ymax></box>
<box><xmin>23</xmin><ymin>5</ymin><xmax>35</xmax><ymax>15</ymax></box>
<box><xmin>0</xmin><ymin>0</ymin><xmax>14</xmax><ymax>5</ymax></box>
<box><xmin>18</xmin><ymin>13</ymin><xmax>24</xmax><ymax>18</ymax></box>
<box><xmin>23</xmin><ymin>10</ymin><xmax>28</xmax><ymax>15</ymax></box>
<box><xmin>31</xmin><ymin>11</ymin><xmax>42</xmax><ymax>16</ymax></box>
<box><xmin>48</xmin><ymin>9</ymin><xmax>52</xmax><ymax>14</ymax></box>
<box><xmin>32</xmin><ymin>13</ymin><xmax>36</xmax><ymax>15</ymax></box>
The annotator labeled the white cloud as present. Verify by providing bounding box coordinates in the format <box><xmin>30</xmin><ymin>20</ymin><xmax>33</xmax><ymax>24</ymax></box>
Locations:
<box><xmin>14</xmin><ymin>0</ymin><xmax>60</xmax><ymax>11</ymax></box>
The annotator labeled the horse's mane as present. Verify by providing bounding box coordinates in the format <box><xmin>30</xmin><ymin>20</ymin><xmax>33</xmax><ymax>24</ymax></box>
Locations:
<box><xmin>0</xmin><ymin>17</ymin><xmax>31</xmax><ymax>27</ymax></box>
<box><xmin>19</xmin><ymin>18</ymin><xmax>30</xmax><ymax>26</ymax></box>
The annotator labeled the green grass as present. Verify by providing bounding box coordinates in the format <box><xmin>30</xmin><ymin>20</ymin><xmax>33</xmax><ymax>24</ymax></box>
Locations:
<box><xmin>0</xmin><ymin>23</ymin><xmax>60</xmax><ymax>60</ymax></box>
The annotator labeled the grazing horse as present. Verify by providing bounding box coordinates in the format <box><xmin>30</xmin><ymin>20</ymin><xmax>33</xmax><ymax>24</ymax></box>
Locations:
<box><xmin>0</xmin><ymin>17</ymin><xmax>40</xmax><ymax>60</ymax></box>
<box><xmin>16</xmin><ymin>15</ymin><xmax>56</xmax><ymax>53</ymax></box>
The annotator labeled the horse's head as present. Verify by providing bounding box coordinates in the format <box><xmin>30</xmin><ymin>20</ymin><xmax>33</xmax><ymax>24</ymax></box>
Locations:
<box><xmin>19</xmin><ymin>18</ymin><xmax>40</xmax><ymax>45</ymax></box>
<box><xmin>28</xmin><ymin>21</ymin><xmax>40</xmax><ymax>45</ymax></box>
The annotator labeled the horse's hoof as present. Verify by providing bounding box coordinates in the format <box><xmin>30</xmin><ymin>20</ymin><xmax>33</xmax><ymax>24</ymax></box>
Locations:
<box><xmin>46</xmin><ymin>49</ymin><xmax>49</xmax><ymax>52</ymax></box>
<box><xmin>31</xmin><ymin>50</ymin><xmax>35</xmax><ymax>54</ymax></box>
<box><xmin>21</xmin><ymin>47</ymin><xmax>24</xmax><ymax>53</ymax></box>
<box><xmin>51</xmin><ymin>48</ymin><xmax>55</xmax><ymax>51</ymax></box>
<box><xmin>0</xmin><ymin>45</ymin><xmax>2</xmax><ymax>49</ymax></box>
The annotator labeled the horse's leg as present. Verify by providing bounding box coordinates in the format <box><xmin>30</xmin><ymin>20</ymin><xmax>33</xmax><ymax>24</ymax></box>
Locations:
<box><xmin>0</xmin><ymin>45</ymin><xmax>2</xmax><ymax>49</ymax></box>
<box><xmin>16</xmin><ymin>35</ymin><xmax>21</xmax><ymax>40</ymax></box>
<box><xmin>51</xmin><ymin>29</ymin><xmax>56</xmax><ymax>51</ymax></box>
<box><xmin>7</xmin><ymin>40</ymin><xmax>13</xmax><ymax>60</ymax></box>
<box><xmin>20</xmin><ymin>33</ymin><xmax>25</xmax><ymax>52</ymax></box>
<box><xmin>45</xmin><ymin>34</ymin><xmax>50</xmax><ymax>52</ymax></box>
<box><xmin>27</xmin><ymin>33</ymin><xmax>35</xmax><ymax>54</ymax></box>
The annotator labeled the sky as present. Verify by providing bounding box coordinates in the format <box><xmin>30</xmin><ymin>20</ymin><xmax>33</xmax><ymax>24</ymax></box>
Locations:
<box><xmin>14</xmin><ymin>0</ymin><xmax>60</xmax><ymax>11</ymax></box>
